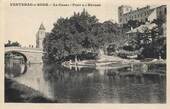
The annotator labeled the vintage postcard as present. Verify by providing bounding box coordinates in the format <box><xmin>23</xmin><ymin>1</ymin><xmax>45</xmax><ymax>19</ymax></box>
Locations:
<box><xmin>0</xmin><ymin>0</ymin><xmax>170</xmax><ymax>109</ymax></box>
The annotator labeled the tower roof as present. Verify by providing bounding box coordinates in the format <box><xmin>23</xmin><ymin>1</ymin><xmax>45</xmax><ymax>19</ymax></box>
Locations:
<box><xmin>39</xmin><ymin>23</ymin><xmax>45</xmax><ymax>30</ymax></box>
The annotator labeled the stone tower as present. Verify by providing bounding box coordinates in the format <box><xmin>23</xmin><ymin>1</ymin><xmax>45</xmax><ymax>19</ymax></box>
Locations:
<box><xmin>36</xmin><ymin>23</ymin><xmax>46</xmax><ymax>49</ymax></box>
<box><xmin>118</xmin><ymin>5</ymin><xmax>132</xmax><ymax>24</ymax></box>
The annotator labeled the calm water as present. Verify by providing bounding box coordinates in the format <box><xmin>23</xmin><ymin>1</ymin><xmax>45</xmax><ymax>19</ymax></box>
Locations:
<box><xmin>5</xmin><ymin>62</ymin><xmax>166</xmax><ymax>103</ymax></box>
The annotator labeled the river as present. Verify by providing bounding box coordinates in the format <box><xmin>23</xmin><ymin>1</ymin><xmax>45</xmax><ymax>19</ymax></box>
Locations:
<box><xmin>5</xmin><ymin>62</ymin><xmax>166</xmax><ymax>103</ymax></box>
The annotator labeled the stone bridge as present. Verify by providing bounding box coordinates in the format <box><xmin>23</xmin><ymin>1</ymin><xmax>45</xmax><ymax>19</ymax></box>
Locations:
<box><xmin>5</xmin><ymin>47</ymin><xmax>43</xmax><ymax>63</ymax></box>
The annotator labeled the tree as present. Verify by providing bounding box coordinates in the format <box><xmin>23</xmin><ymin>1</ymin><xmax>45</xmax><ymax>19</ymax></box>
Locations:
<box><xmin>123</xmin><ymin>20</ymin><xmax>144</xmax><ymax>32</ymax></box>
<box><xmin>138</xmin><ymin>26</ymin><xmax>166</xmax><ymax>59</ymax></box>
<box><xmin>5</xmin><ymin>40</ymin><xmax>21</xmax><ymax>47</ymax></box>
<box><xmin>43</xmin><ymin>10</ymin><xmax>123</xmax><ymax>63</ymax></box>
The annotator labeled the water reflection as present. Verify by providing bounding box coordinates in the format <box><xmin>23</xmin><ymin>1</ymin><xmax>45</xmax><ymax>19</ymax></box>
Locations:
<box><xmin>5</xmin><ymin>62</ymin><xmax>166</xmax><ymax>103</ymax></box>
<box><xmin>5</xmin><ymin>62</ymin><xmax>27</xmax><ymax>78</ymax></box>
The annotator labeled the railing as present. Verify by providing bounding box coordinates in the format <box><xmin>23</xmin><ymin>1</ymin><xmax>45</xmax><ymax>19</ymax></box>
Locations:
<box><xmin>5</xmin><ymin>46</ymin><xmax>42</xmax><ymax>51</ymax></box>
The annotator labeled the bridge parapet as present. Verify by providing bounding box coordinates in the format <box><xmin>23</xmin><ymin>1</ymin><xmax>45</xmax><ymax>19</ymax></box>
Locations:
<box><xmin>5</xmin><ymin>47</ymin><xmax>43</xmax><ymax>63</ymax></box>
<box><xmin>5</xmin><ymin>47</ymin><xmax>43</xmax><ymax>53</ymax></box>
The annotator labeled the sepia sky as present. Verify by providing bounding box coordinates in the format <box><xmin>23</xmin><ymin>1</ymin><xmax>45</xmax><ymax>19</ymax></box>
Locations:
<box><xmin>2</xmin><ymin>0</ymin><xmax>161</xmax><ymax>46</ymax></box>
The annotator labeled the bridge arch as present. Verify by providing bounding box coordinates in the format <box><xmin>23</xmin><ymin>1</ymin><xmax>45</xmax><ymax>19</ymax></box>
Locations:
<box><xmin>5</xmin><ymin>47</ymin><xmax>43</xmax><ymax>63</ymax></box>
<box><xmin>5</xmin><ymin>51</ymin><xmax>28</xmax><ymax>63</ymax></box>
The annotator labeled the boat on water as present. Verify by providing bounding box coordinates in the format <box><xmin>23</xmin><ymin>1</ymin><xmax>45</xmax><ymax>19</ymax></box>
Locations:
<box><xmin>62</xmin><ymin>56</ymin><xmax>123</xmax><ymax>68</ymax></box>
<box><xmin>95</xmin><ymin>60</ymin><xmax>122</xmax><ymax>66</ymax></box>
<box><xmin>62</xmin><ymin>49</ymin><xmax>130</xmax><ymax>68</ymax></box>
<box><xmin>62</xmin><ymin>59</ymin><xmax>131</xmax><ymax>71</ymax></box>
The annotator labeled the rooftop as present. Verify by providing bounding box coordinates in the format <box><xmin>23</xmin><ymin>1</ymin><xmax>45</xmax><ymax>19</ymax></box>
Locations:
<box><xmin>39</xmin><ymin>23</ymin><xmax>45</xmax><ymax>30</ymax></box>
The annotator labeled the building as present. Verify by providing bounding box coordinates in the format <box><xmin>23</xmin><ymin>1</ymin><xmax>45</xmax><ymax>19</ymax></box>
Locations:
<box><xmin>148</xmin><ymin>5</ymin><xmax>167</xmax><ymax>22</ymax></box>
<box><xmin>36</xmin><ymin>23</ymin><xmax>46</xmax><ymax>49</ymax></box>
<box><xmin>126</xmin><ymin>22</ymin><xmax>157</xmax><ymax>40</ymax></box>
<box><xmin>118</xmin><ymin>5</ymin><xmax>132</xmax><ymax>23</ymax></box>
<box><xmin>118</xmin><ymin>5</ymin><xmax>167</xmax><ymax>24</ymax></box>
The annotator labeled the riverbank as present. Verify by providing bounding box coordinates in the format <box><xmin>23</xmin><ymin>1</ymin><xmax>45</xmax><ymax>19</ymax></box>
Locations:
<box><xmin>5</xmin><ymin>78</ymin><xmax>56</xmax><ymax>103</ymax></box>
<box><xmin>62</xmin><ymin>53</ymin><xmax>166</xmax><ymax>67</ymax></box>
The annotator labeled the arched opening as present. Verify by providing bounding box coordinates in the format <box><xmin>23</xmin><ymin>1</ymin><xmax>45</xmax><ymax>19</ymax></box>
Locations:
<box><xmin>5</xmin><ymin>51</ymin><xmax>28</xmax><ymax>78</ymax></box>
<box><xmin>5</xmin><ymin>51</ymin><xmax>27</xmax><ymax>64</ymax></box>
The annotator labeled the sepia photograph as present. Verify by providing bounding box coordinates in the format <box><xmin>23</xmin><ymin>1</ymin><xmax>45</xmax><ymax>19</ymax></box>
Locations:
<box><xmin>2</xmin><ymin>0</ymin><xmax>167</xmax><ymax>105</ymax></box>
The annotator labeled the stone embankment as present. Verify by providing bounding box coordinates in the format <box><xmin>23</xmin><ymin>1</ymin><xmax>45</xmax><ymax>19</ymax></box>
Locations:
<box><xmin>5</xmin><ymin>78</ymin><xmax>56</xmax><ymax>103</ymax></box>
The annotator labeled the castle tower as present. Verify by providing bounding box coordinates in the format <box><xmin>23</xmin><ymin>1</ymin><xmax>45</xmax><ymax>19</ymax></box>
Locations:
<box><xmin>36</xmin><ymin>23</ymin><xmax>46</xmax><ymax>49</ymax></box>
<box><xmin>118</xmin><ymin>5</ymin><xmax>132</xmax><ymax>24</ymax></box>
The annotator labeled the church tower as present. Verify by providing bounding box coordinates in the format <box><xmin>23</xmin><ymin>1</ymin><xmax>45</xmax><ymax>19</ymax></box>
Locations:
<box><xmin>36</xmin><ymin>23</ymin><xmax>46</xmax><ymax>49</ymax></box>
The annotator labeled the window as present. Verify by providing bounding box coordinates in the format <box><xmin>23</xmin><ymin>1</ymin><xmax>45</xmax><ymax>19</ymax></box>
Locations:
<box><xmin>165</xmin><ymin>8</ymin><xmax>167</xmax><ymax>14</ymax></box>
<box><xmin>126</xmin><ymin>8</ymin><xmax>129</xmax><ymax>11</ymax></box>
<box><xmin>145</xmin><ymin>18</ymin><xmax>148</xmax><ymax>21</ymax></box>
<box><xmin>119</xmin><ymin>18</ymin><xmax>122</xmax><ymax>22</ymax></box>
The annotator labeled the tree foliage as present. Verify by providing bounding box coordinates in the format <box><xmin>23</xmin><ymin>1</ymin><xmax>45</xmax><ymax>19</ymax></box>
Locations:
<box><xmin>43</xmin><ymin>10</ymin><xmax>123</xmax><ymax>62</ymax></box>
<box><xmin>123</xmin><ymin>20</ymin><xmax>145</xmax><ymax>32</ymax></box>
<box><xmin>121</xmin><ymin>17</ymin><xmax>166</xmax><ymax>59</ymax></box>
<box><xmin>5</xmin><ymin>40</ymin><xmax>21</xmax><ymax>47</ymax></box>
<box><xmin>140</xmin><ymin>26</ymin><xmax>166</xmax><ymax>59</ymax></box>
<box><xmin>129</xmin><ymin>22</ymin><xmax>166</xmax><ymax>59</ymax></box>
